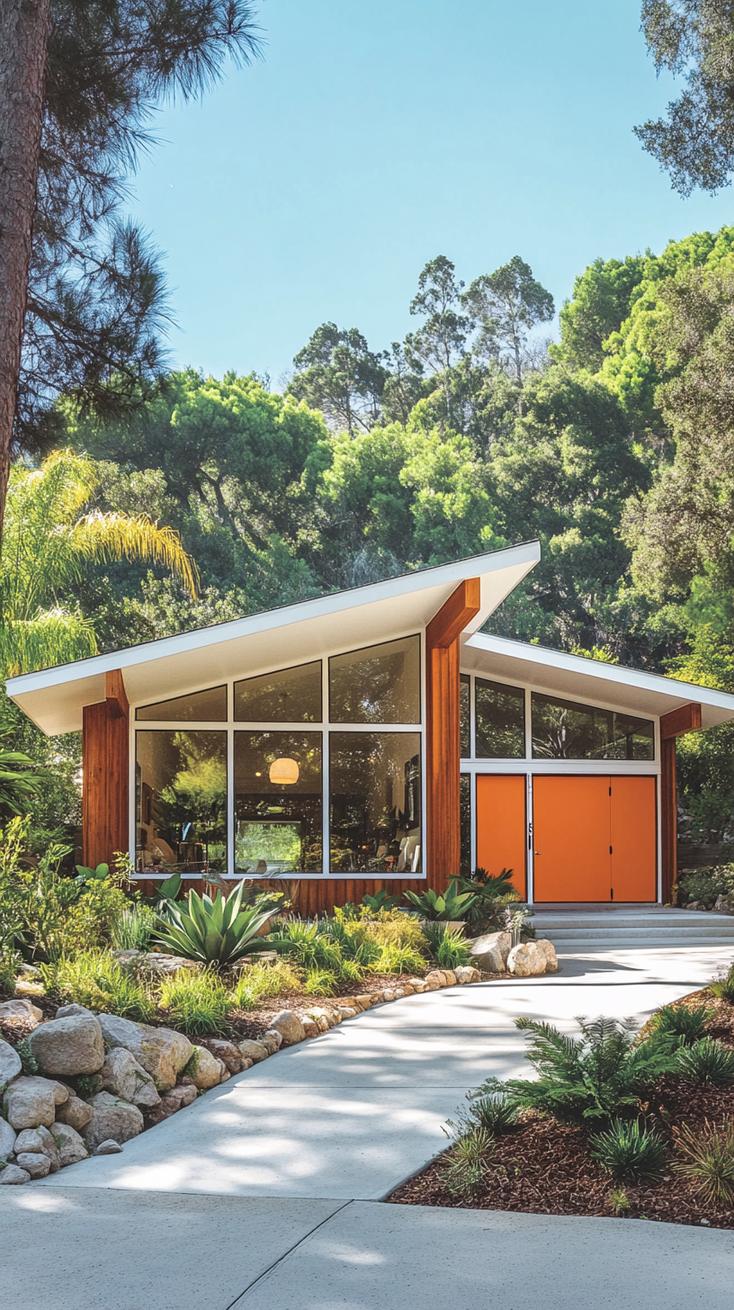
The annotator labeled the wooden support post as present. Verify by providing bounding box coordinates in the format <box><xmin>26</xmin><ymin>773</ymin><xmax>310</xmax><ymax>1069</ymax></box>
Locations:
<box><xmin>426</xmin><ymin>579</ymin><xmax>481</xmax><ymax>888</ymax></box>
<box><xmin>82</xmin><ymin>669</ymin><xmax>129</xmax><ymax>868</ymax></box>
<box><xmin>659</xmin><ymin>701</ymin><xmax>702</xmax><ymax>903</ymax></box>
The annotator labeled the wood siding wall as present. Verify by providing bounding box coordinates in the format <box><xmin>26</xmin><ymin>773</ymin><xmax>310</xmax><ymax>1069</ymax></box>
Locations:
<box><xmin>82</xmin><ymin>673</ymin><xmax>129</xmax><ymax>868</ymax></box>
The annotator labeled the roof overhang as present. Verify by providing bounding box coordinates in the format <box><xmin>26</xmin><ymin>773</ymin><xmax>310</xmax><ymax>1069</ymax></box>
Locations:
<box><xmin>463</xmin><ymin>632</ymin><xmax>734</xmax><ymax>728</ymax></box>
<box><xmin>7</xmin><ymin>541</ymin><xmax>540</xmax><ymax>735</ymax></box>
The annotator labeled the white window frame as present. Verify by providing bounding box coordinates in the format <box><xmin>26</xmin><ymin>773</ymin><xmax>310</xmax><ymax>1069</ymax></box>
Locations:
<box><xmin>129</xmin><ymin>629</ymin><xmax>427</xmax><ymax>881</ymax></box>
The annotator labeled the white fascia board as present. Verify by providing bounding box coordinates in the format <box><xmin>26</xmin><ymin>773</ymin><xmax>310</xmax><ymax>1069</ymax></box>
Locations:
<box><xmin>465</xmin><ymin>632</ymin><xmax>734</xmax><ymax>726</ymax></box>
<box><xmin>6</xmin><ymin>541</ymin><xmax>540</xmax><ymax>734</ymax></box>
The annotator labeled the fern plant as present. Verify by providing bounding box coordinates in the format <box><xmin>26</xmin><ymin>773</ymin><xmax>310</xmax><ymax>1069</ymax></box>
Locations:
<box><xmin>479</xmin><ymin>1016</ymin><xmax>678</xmax><ymax>1123</ymax></box>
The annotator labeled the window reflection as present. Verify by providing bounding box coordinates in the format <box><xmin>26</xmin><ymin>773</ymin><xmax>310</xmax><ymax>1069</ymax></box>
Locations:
<box><xmin>135</xmin><ymin>731</ymin><xmax>227</xmax><ymax>872</ymax></box>
<box><xmin>460</xmin><ymin>774</ymin><xmax>471</xmax><ymax>876</ymax></box>
<box><xmin>329</xmin><ymin>636</ymin><xmax>420</xmax><ymax>723</ymax></box>
<box><xmin>234</xmin><ymin>662</ymin><xmax>321</xmax><ymax>722</ymax></box>
<box><xmin>234</xmin><ymin>731</ymin><xmax>322</xmax><ymax>873</ymax></box>
<box><xmin>531</xmin><ymin>693</ymin><xmax>654</xmax><ymax>760</ymax></box>
<box><xmin>460</xmin><ymin>674</ymin><xmax>470</xmax><ymax>757</ymax></box>
<box><xmin>136</xmin><ymin>685</ymin><xmax>227</xmax><ymax>721</ymax></box>
<box><xmin>329</xmin><ymin>731</ymin><xmax>421</xmax><ymax>873</ymax></box>
<box><xmin>475</xmin><ymin>678</ymin><xmax>525</xmax><ymax>758</ymax></box>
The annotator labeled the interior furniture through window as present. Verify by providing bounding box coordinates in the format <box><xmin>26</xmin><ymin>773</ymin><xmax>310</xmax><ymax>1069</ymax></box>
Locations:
<box><xmin>329</xmin><ymin>731</ymin><xmax>421</xmax><ymax>873</ymax></box>
<box><xmin>135</xmin><ymin>729</ymin><xmax>227</xmax><ymax>872</ymax></box>
<box><xmin>234</xmin><ymin>730</ymin><xmax>323</xmax><ymax>873</ymax></box>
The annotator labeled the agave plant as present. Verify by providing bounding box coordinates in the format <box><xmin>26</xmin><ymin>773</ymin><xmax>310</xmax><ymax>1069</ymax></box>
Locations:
<box><xmin>155</xmin><ymin>882</ymin><xmax>277</xmax><ymax>966</ymax></box>
<box><xmin>404</xmin><ymin>878</ymin><xmax>477</xmax><ymax>921</ymax></box>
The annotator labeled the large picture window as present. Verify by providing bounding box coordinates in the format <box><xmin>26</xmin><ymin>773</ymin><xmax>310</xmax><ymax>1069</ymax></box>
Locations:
<box><xmin>329</xmin><ymin>732</ymin><xmax>421</xmax><ymax>873</ymax></box>
<box><xmin>531</xmin><ymin>692</ymin><xmax>654</xmax><ymax>760</ymax></box>
<box><xmin>234</xmin><ymin>661</ymin><xmax>321</xmax><ymax>723</ymax></box>
<box><xmin>329</xmin><ymin>636</ymin><xmax>420</xmax><ymax>724</ymax></box>
<box><xmin>136</xmin><ymin>685</ymin><xmax>227</xmax><ymax>721</ymax></box>
<box><xmin>475</xmin><ymin>677</ymin><xmax>525</xmax><ymax>758</ymax></box>
<box><xmin>234</xmin><ymin>731</ymin><xmax>322</xmax><ymax>873</ymax></box>
<box><xmin>135</xmin><ymin>730</ymin><xmax>227</xmax><ymax>872</ymax></box>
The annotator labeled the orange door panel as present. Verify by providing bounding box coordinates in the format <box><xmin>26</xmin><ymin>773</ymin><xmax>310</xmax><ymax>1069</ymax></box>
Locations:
<box><xmin>533</xmin><ymin>775</ymin><xmax>611</xmax><ymax>902</ymax></box>
<box><xmin>610</xmin><ymin>776</ymin><xmax>657</xmax><ymax>902</ymax></box>
<box><xmin>476</xmin><ymin>774</ymin><xmax>527</xmax><ymax>900</ymax></box>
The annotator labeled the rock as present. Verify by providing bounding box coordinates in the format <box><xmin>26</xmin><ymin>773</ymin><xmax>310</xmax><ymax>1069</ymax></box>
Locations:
<box><xmin>55</xmin><ymin>1093</ymin><xmax>93</xmax><ymax>1131</ymax></box>
<box><xmin>441</xmin><ymin>971</ymin><xmax>457</xmax><ymax>986</ymax></box>
<box><xmin>301</xmin><ymin>1018</ymin><xmax>319</xmax><ymax>1038</ymax></box>
<box><xmin>112</xmin><ymin>950</ymin><xmax>200</xmax><ymax>977</ymax></box>
<box><xmin>0</xmin><ymin>1163</ymin><xmax>30</xmax><ymax>1184</ymax></box>
<box><xmin>269</xmin><ymin>1011</ymin><xmax>305</xmax><ymax>1046</ymax></box>
<box><xmin>0</xmin><ymin>1115</ymin><xmax>17</xmax><ymax>1159</ymax></box>
<box><xmin>14</xmin><ymin>1125</ymin><xmax>59</xmax><ymax>1169</ymax></box>
<box><xmin>424</xmin><ymin>970</ymin><xmax>448</xmax><ymax>989</ymax></box>
<box><xmin>3</xmin><ymin>1075</ymin><xmax>68</xmax><ymax>1129</ymax></box>
<box><xmin>381</xmin><ymin>988</ymin><xmax>397</xmax><ymax>1001</ymax></box>
<box><xmin>304</xmin><ymin>1008</ymin><xmax>332</xmax><ymax>1032</ymax></box>
<box><xmin>406</xmin><ymin>978</ymin><xmax>429</xmax><ymax>993</ymax></box>
<box><xmin>454</xmin><ymin>965</ymin><xmax>482</xmax><ymax>984</ymax></box>
<box><xmin>354</xmin><ymin>995</ymin><xmax>374</xmax><ymax>1011</ymax></box>
<box><xmin>15</xmin><ymin>1151</ymin><xmax>51</xmax><ymax>1178</ymax></box>
<box><xmin>535</xmin><ymin>939</ymin><xmax>559</xmax><ymax>973</ymax></box>
<box><xmin>148</xmin><ymin>1084</ymin><xmax>198</xmax><ymax>1123</ymax></box>
<box><xmin>469</xmin><ymin>930</ymin><xmax>512</xmax><ymax>974</ymax></box>
<box><xmin>94</xmin><ymin>1139</ymin><xmax>122</xmax><ymax>1155</ymax></box>
<box><xmin>99</xmin><ymin>1048</ymin><xmax>160</xmax><ymax>1107</ymax></box>
<box><xmin>98</xmin><ymin>1014</ymin><xmax>193</xmax><ymax>1091</ymax></box>
<box><xmin>82</xmin><ymin>1091</ymin><xmax>144</xmax><ymax>1151</ymax></box>
<box><xmin>507</xmin><ymin>941</ymin><xmax>548</xmax><ymax>978</ymax></box>
<box><xmin>182</xmin><ymin>1046</ymin><xmax>224</xmax><ymax>1091</ymax></box>
<box><xmin>237</xmin><ymin>1038</ymin><xmax>271</xmax><ymax>1064</ymax></box>
<box><xmin>55</xmin><ymin>1004</ymin><xmax>96</xmax><ymax>1020</ymax></box>
<box><xmin>29</xmin><ymin>1013</ymin><xmax>105</xmax><ymax>1077</ymax></box>
<box><xmin>14</xmin><ymin>964</ymin><xmax>44</xmax><ymax>999</ymax></box>
<box><xmin>200</xmin><ymin>1038</ymin><xmax>243</xmax><ymax>1074</ymax></box>
<box><xmin>0</xmin><ymin>1038</ymin><xmax>22</xmax><ymax>1091</ymax></box>
<box><xmin>0</xmin><ymin>999</ymin><xmax>43</xmax><ymax>1026</ymax></box>
<box><xmin>261</xmin><ymin>1029</ymin><xmax>283</xmax><ymax>1054</ymax></box>
<box><xmin>51</xmin><ymin>1122</ymin><xmax>88</xmax><ymax>1167</ymax></box>
<box><xmin>334</xmin><ymin>1006</ymin><xmax>357</xmax><ymax>1019</ymax></box>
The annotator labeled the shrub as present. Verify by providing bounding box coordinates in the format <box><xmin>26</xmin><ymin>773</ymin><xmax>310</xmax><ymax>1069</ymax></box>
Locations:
<box><xmin>590</xmin><ymin>1118</ymin><xmax>667</xmax><ymax>1181</ymax></box>
<box><xmin>468</xmin><ymin>1089</ymin><xmax>519</xmax><ymax>1135</ymax></box>
<box><xmin>361</xmin><ymin>889</ymin><xmax>401</xmax><ymax>912</ymax></box>
<box><xmin>303</xmin><ymin>968</ymin><xmax>338</xmax><ymax>996</ymax></box>
<box><xmin>155</xmin><ymin>883</ymin><xmax>278</xmax><ymax>967</ymax></box>
<box><xmin>319</xmin><ymin>914</ymin><xmax>381</xmax><ymax>969</ymax></box>
<box><xmin>675</xmin><ymin>1037</ymin><xmax>734</xmax><ymax>1086</ymax></box>
<box><xmin>229</xmin><ymin>958</ymin><xmax>302</xmax><ymax>1010</ymax></box>
<box><xmin>64</xmin><ymin>879</ymin><xmax>131</xmax><ymax>953</ymax></box>
<box><xmin>678</xmin><ymin>865</ymin><xmax>734</xmax><ymax>909</ymax></box>
<box><xmin>460</xmin><ymin>867</ymin><xmax>519</xmax><ymax>929</ymax></box>
<box><xmin>270</xmin><ymin>918</ymin><xmax>344</xmax><ymax>972</ymax></box>
<box><xmin>157</xmin><ymin>969</ymin><xmax>230</xmax><ymax>1036</ymax></box>
<box><xmin>439</xmin><ymin>1124</ymin><xmax>494</xmax><ymax>1199</ymax></box>
<box><xmin>111</xmin><ymin>902</ymin><xmax>158</xmax><ymax>951</ymax></box>
<box><xmin>675</xmin><ymin>1121</ymin><xmax>734</xmax><ymax>1206</ymax></box>
<box><xmin>404</xmin><ymin>879</ymin><xmax>477</xmax><ymax>922</ymax></box>
<box><xmin>359</xmin><ymin>908</ymin><xmax>427</xmax><ymax>951</ymax></box>
<box><xmin>42</xmin><ymin>951</ymin><xmax>154</xmax><ymax>1020</ymax></box>
<box><xmin>422</xmin><ymin>922</ymin><xmax>471</xmax><ymax>969</ymax></box>
<box><xmin>479</xmin><ymin>1016</ymin><xmax>678</xmax><ymax>1123</ymax></box>
<box><xmin>369</xmin><ymin>941</ymin><xmax>427</xmax><ymax>975</ymax></box>
<box><xmin>607</xmin><ymin>1186</ymin><xmax>631</xmax><ymax>1216</ymax></box>
<box><xmin>650</xmin><ymin>1003</ymin><xmax>712</xmax><ymax>1046</ymax></box>
<box><xmin>710</xmin><ymin>961</ymin><xmax>734</xmax><ymax>1003</ymax></box>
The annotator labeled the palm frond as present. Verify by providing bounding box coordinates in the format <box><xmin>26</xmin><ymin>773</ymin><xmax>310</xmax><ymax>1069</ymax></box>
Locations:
<box><xmin>68</xmin><ymin>511</ymin><xmax>199</xmax><ymax>596</ymax></box>
<box><xmin>0</xmin><ymin>610</ymin><xmax>98</xmax><ymax>677</ymax></box>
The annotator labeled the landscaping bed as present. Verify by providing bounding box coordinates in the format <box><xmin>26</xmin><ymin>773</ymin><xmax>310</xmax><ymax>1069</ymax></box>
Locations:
<box><xmin>390</xmin><ymin>975</ymin><xmax>734</xmax><ymax>1230</ymax></box>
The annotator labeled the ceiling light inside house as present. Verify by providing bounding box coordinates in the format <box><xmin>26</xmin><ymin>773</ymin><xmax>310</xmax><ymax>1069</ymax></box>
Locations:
<box><xmin>269</xmin><ymin>757</ymin><xmax>300</xmax><ymax>786</ymax></box>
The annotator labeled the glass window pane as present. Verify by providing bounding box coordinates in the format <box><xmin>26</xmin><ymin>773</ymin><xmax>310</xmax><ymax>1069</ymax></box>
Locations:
<box><xmin>234</xmin><ymin>662</ymin><xmax>322</xmax><ymax>723</ymax></box>
<box><xmin>135</xmin><ymin>730</ymin><xmax>227</xmax><ymax>872</ymax></box>
<box><xmin>531</xmin><ymin>692</ymin><xmax>654</xmax><ymax>760</ymax></box>
<box><xmin>460</xmin><ymin>774</ymin><xmax>471</xmax><ymax>876</ymax></box>
<box><xmin>475</xmin><ymin>678</ymin><xmax>525</xmax><ymax>758</ymax></box>
<box><xmin>329</xmin><ymin>636</ymin><xmax>420</xmax><ymax>724</ymax></box>
<box><xmin>460</xmin><ymin>674</ymin><xmax>470</xmax><ymax>757</ymax></box>
<box><xmin>330</xmin><ymin>731</ymin><xmax>421</xmax><ymax>873</ymax></box>
<box><xmin>136</xmin><ymin>685</ymin><xmax>226</xmax><ymax>721</ymax></box>
<box><xmin>234</xmin><ymin>731</ymin><xmax>322</xmax><ymax>873</ymax></box>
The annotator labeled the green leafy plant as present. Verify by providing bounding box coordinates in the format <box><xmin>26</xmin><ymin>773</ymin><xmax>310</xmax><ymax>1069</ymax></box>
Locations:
<box><xmin>270</xmin><ymin>918</ymin><xmax>344</xmax><ymax>972</ymax></box>
<box><xmin>439</xmin><ymin>1124</ymin><xmax>494</xmax><ymax>1200</ymax></box>
<box><xmin>111</xmin><ymin>902</ymin><xmax>158</xmax><ymax>951</ymax></box>
<box><xmin>74</xmin><ymin>861</ymin><xmax>110</xmax><ymax>885</ymax></box>
<box><xmin>460</xmin><ymin>867</ymin><xmax>519</xmax><ymax>929</ymax></box>
<box><xmin>607</xmin><ymin>1186</ymin><xmax>631</xmax><ymax>1216</ymax></box>
<box><xmin>15</xmin><ymin>1036</ymin><xmax>38</xmax><ymax>1075</ymax></box>
<box><xmin>710</xmin><ymin>962</ymin><xmax>734</xmax><ymax>1003</ymax></box>
<box><xmin>0</xmin><ymin>740</ymin><xmax>44</xmax><ymax>819</ymax></box>
<box><xmin>468</xmin><ymin>1089</ymin><xmax>519</xmax><ymax>1135</ymax></box>
<box><xmin>675</xmin><ymin>1121</ymin><xmax>734</xmax><ymax>1207</ymax></box>
<box><xmin>675</xmin><ymin>1037</ymin><xmax>734</xmax><ymax>1086</ymax></box>
<box><xmin>41</xmin><ymin>951</ymin><xmax>154</xmax><ymax>1020</ymax></box>
<box><xmin>480</xmin><ymin>1016</ymin><xmax>678</xmax><ymax>1123</ymax></box>
<box><xmin>303</xmin><ymin>967</ymin><xmax>338</xmax><ymax>996</ymax></box>
<box><xmin>361</xmin><ymin>889</ymin><xmax>401</xmax><ymax>912</ymax></box>
<box><xmin>590</xmin><ymin>1117</ymin><xmax>667</xmax><ymax>1181</ymax></box>
<box><xmin>678</xmin><ymin>866</ymin><xmax>734</xmax><ymax>909</ymax></box>
<box><xmin>157</xmin><ymin>968</ymin><xmax>230</xmax><ymax>1036</ymax></box>
<box><xmin>404</xmin><ymin>878</ymin><xmax>477</xmax><ymax>922</ymax></box>
<box><xmin>650</xmin><ymin>1003</ymin><xmax>712</xmax><ymax>1046</ymax></box>
<box><xmin>155</xmin><ymin>882</ymin><xmax>277</xmax><ymax>967</ymax></box>
<box><xmin>422</xmin><ymin>921</ymin><xmax>471</xmax><ymax>969</ymax></box>
<box><xmin>229</xmin><ymin>958</ymin><xmax>302</xmax><ymax>1010</ymax></box>
<box><xmin>369</xmin><ymin>941</ymin><xmax>427</xmax><ymax>975</ymax></box>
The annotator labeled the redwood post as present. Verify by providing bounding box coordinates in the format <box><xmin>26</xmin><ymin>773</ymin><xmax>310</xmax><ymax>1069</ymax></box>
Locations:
<box><xmin>82</xmin><ymin>670</ymin><xmax>129</xmax><ymax>868</ymax></box>
<box><xmin>659</xmin><ymin>702</ymin><xmax>702</xmax><ymax>904</ymax></box>
<box><xmin>425</xmin><ymin>579</ymin><xmax>481</xmax><ymax>888</ymax></box>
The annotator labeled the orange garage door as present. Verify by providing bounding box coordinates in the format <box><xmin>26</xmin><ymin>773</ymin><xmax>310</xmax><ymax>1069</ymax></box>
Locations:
<box><xmin>533</xmin><ymin>775</ymin><xmax>656</xmax><ymax>903</ymax></box>
<box><xmin>476</xmin><ymin>774</ymin><xmax>527</xmax><ymax>900</ymax></box>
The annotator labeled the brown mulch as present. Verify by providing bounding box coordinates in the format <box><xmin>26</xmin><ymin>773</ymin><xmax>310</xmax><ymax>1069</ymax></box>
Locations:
<box><xmin>390</xmin><ymin>987</ymin><xmax>734</xmax><ymax>1230</ymax></box>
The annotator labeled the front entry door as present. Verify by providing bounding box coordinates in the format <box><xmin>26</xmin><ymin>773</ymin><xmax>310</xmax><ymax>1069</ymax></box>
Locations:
<box><xmin>475</xmin><ymin>774</ymin><xmax>527</xmax><ymax>900</ymax></box>
<box><xmin>533</xmin><ymin>775</ymin><xmax>656</xmax><ymax>903</ymax></box>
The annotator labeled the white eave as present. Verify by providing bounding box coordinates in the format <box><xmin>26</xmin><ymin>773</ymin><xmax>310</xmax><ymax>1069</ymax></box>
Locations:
<box><xmin>463</xmin><ymin>632</ymin><xmax>734</xmax><ymax>729</ymax></box>
<box><xmin>6</xmin><ymin>541</ymin><xmax>540</xmax><ymax>735</ymax></box>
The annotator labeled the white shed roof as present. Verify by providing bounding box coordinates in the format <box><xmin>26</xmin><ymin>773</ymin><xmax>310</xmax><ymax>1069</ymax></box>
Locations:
<box><xmin>6</xmin><ymin>541</ymin><xmax>540</xmax><ymax>734</ymax></box>
<box><xmin>463</xmin><ymin>632</ymin><xmax>734</xmax><ymax>729</ymax></box>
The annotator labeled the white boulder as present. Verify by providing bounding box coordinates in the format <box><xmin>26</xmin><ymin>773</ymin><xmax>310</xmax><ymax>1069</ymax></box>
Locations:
<box><xmin>29</xmin><ymin>1013</ymin><xmax>105</xmax><ymax>1077</ymax></box>
<box><xmin>14</xmin><ymin>1125</ymin><xmax>59</xmax><ymax>1170</ymax></box>
<box><xmin>3</xmin><ymin>1075</ymin><xmax>68</xmax><ymax>1130</ymax></box>
<box><xmin>0</xmin><ymin>1163</ymin><xmax>30</xmax><ymax>1184</ymax></box>
<box><xmin>15</xmin><ymin>1151</ymin><xmax>51</xmax><ymax>1178</ymax></box>
<box><xmin>55</xmin><ymin>1093</ymin><xmax>93</xmax><ymax>1131</ymax></box>
<box><xmin>99</xmin><ymin>1047</ymin><xmax>160</xmax><ymax>1107</ymax></box>
<box><xmin>0</xmin><ymin>999</ymin><xmax>43</xmax><ymax>1026</ymax></box>
<box><xmin>0</xmin><ymin>1038</ymin><xmax>22</xmax><ymax>1091</ymax></box>
<box><xmin>98</xmin><ymin>1014</ymin><xmax>193</xmax><ymax>1091</ymax></box>
<box><xmin>82</xmin><ymin>1092</ymin><xmax>144</xmax><ymax>1151</ymax></box>
<box><xmin>0</xmin><ymin>1115</ymin><xmax>17</xmax><ymax>1159</ymax></box>
<box><xmin>469</xmin><ymin>931</ymin><xmax>512</xmax><ymax>973</ymax></box>
<box><xmin>182</xmin><ymin>1046</ymin><xmax>224</xmax><ymax>1091</ymax></box>
<box><xmin>269</xmin><ymin>1011</ymin><xmax>305</xmax><ymax>1046</ymax></box>
<box><xmin>51</xmin><ymin>1122</ymin><xmax>88</xmax><ymax>1167</ymax></box>
<box><xmin>507</xmin><ymin>940</ymin><xmax>548</xmax><ymax>977</ymax></box>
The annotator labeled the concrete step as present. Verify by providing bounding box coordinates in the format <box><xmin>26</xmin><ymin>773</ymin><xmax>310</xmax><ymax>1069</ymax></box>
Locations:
<box><xmin>533</xmin><ymin>913</ymin><xmax>734</xmax><ymax>931</ymax></box>
<box><xmin>554</xmin><ymin>938</ymin><xmax>734</xmax><ymax>954</ymax></box>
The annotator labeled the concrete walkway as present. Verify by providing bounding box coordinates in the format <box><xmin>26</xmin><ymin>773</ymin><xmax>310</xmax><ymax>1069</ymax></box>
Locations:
<box><xmin>4</xmin><ymin>938</ymin><xmax>732</xmax><ymax>1308</ymax></box>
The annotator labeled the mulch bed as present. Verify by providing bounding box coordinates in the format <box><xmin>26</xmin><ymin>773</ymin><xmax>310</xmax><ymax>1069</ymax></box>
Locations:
<box><xmin>390</xmin><ymin>987</ymin><xmax>734</xmax><ymax>1230</ymax></box>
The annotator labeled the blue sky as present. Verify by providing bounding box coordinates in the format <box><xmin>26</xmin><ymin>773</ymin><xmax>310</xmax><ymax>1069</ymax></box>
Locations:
<box><xmin>128</xmin><ymin>0</ymin><xmax>734</xmax><ymax>385</ymax></box>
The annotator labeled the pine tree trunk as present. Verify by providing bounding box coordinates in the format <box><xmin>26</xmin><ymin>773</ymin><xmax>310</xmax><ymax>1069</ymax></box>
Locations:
<box><xmin>0</xmin><ymin>0</ymin><xmax>50</xmax><ymax>538</ymax></box>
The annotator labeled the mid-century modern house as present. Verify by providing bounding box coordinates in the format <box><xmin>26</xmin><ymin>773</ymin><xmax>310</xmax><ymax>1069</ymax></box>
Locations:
<box><xmin>7</xmin><ymin>541</ymin><xmax>734</xmax><ymax>913</ymax></box>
